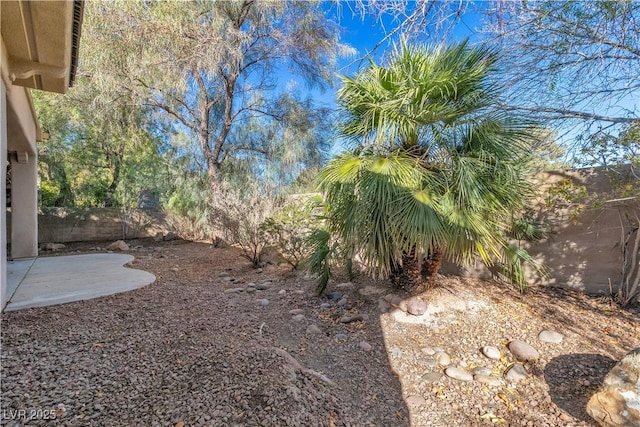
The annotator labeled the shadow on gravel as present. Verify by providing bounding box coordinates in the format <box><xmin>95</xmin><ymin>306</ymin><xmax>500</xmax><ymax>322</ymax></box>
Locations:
<box><xmin>544</xmin><ymin>353</ymin><xmax>616</xmax><ymax>422</ymax></box>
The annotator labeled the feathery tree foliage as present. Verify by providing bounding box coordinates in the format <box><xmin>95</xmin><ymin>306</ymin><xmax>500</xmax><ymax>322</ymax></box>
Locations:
<box><xmin>310</xmin><ymin>41</ymin><xmax>539</xmax><ymax>292</ymax></box>
<box><xmin>86</xmin><ymin>0</ymin><xmax>352</xmax><ymax>197</ymax></box>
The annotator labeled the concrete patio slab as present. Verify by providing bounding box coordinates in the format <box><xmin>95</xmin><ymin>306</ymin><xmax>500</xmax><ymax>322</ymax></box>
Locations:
<box><xmin>4</xmin><ymin>254</ymin><xmax>155</xmax><ymax>312</ymax></box>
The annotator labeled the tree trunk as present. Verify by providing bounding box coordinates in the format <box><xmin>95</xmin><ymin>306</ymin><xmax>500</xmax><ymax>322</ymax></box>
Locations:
<box><xmin>207</xmin><ymin>157</ymin><xmax>221</xmax><ymax>197</ymax></box>
<box><xmin>390</xmin><ymin>248</ymin><xmax>423</xmax><ymax>290</ymax></box>
<box><xmin>422</xmin><ymin>246</ymin><xmax>444</xmax><ymax>289</ymax></box>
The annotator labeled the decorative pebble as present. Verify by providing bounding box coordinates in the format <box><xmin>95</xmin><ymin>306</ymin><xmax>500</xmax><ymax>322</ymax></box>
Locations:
<box><xmin>389</xmin><ymin>348</ymin><xmax>402</xmax><ymax>357</ymax></box>
<box><xmin>256</xmin><ymin>283</ymin><xmax>269</xmax><ymax>290</ymax></box>
<box><xmin>505</xmin><ymin>363</ymin><xmax>529</xmax><ymax>382</ymax></box>
<box><xmin>421</xmin><ymin>347</ymin><xmax>436</xmax><ymax>356</ymax></box>
<box><xmin>335</xmin><ymin>333</ymin><xmax>348</xmax><ymax>341</ymax></box>
<box><xmin>320</xmin><ymin>303</ymin><xmax>332</xmax><ymax>308</ymax></box>
<box><xmin>306</xmin><ymin>324</ymin><xmax>322</xmax><ymax>335</ymax></box>
<box><xmin>384</xmin><ymin>294</ymin><xmax>403</xmax><ymax>306</ymax></box>
<box><xmin>482</xmin><ymin>345</ymin><xmax>502</xmax><ymax>360</ymax></box>
<box><xmin>445</xmin><ymin>367</ymin><xmax>473</xmax><ymax>382</ymax></box>
<box><xmin>475</xmin><ymin>374</ymin><xmax>504</xmax><ymax>387</ymax></box>
<box><xmin>473</xmin><ymin>367</ymin><xmax>492</xmax><ymax>376</ymax></box>
<box><xmin>337</xmin><ymin>298</ymin><xmax>348</xmax><ymax>307</ymax></box>
<box><xmin>291</xmin><ymin>314</ymin><xmax>305</xmax><ymax>322</ymax></box>
<box><xmin>327</xmin><ymin>292</ymin><xmax>343</xmax><ymax>301</ymax></box>
<box><xmin>224</xmin><ymin>287</ymin><xmax>244</xmax><ymax>294</ymax></box>
<box><xmin>289</xmin><ymin>309</ymin><xmax>304</xmax><ymax>315</ymax></box>
<box><xmin>339</xmin><ymin>314</ymin><xmax>364</xmax><ymax>323</ymax></box>
<box><xmin>257</xmin><ymin>299</ymin><xmax>269</xmax><ymax>306</ymax></box>
<box><xmin>246</xmin><ymin>282</ymin><xmax>256</xmax><ymax>288</ymax></box>
<box><xmin>508</xmin><ymin>340</ymin><xmax>539</xmax><ymax>362</ymax></box>
<box><xmin>406</xmin><ymin>298</ymin><xmax>428</xmax><ymax>316</ymax></box>
<box><xmin>405</xmin><ymin>395</ymin><xmax>425</xmax><ymax>408</ymax></box>
<box><xmin>419</xmin><ymin>358</ymin><xmax>438</xmax><ymax>368</ymax></box>
<box><xmin>538</xmin><ymin>329</ymin><xmax>564</xmax><ymax>343</ymax></box>
<box><xmin>336</xmin><ymin>282</ymin><xmax>354</xmax><ymax>289</ymax></box>
<box><xmin>218</xmin><ymin>271</ymin><xmax>230</xmax><ymax>277</ymax></box>
<box><xmin>245</xmin><ymin>287</ymin><xmax>256</xmax><ymax>293</ymax></box>
<box><xmin>278</xmin><ymin>289</ymin><xmax>286</xmax><ymax>296</ymax></box>
<box><xmin>377</xmin><ymin>300</ymin><xmax>391</xmax><ymax>313</ymax></box>
<box><xmin>435</xmin><ymin>351</ymin><xmax>452</xmax><ymax>366</ymax></box>
<box><xmin>358</xmin><ymin>285</ymin><xmax>385</xmax><ymax>296</ymax></box>
<box><xmin>359</xmin><ymin>341</ymin><xmax>372</xmax><ymax>351</ymax></box>
<box><xmin>421</xmin><ymin>372</ymin><xmax>442</xmax><ymax>384</ymax></box>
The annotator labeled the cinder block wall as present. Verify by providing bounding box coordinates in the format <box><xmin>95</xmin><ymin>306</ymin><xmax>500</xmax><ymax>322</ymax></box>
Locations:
<box><xmin>6</xmin><ymin>208</ymin><xmax>168</xmax><ymax>243</ymax></box>
<box><xmin>442</xmin><ymin>167</ymin><xmax>634</xmax><ymax>295</ymax></box>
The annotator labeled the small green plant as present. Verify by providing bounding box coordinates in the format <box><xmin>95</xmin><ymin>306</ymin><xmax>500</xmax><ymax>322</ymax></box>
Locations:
<box><xmin>210</xmin><ymin>184</ymin><xmax>283</xmax><ymax>267</ymax></box>
<box><xmin>262</xmin><ymin>195</ymin><xmax>322</xmax><ymax>269</ymax></box>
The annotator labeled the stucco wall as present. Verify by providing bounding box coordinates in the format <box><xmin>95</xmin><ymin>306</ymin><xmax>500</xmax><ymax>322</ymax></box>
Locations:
<box><xmin>442</xmin><ymin>167</ymin><xmax>636</xmax><ymax>294</ymax></box>
<box><xmin>6</xmin><ymin>208</ymin><xmax>168</xmax><ymax>244</ymax></box>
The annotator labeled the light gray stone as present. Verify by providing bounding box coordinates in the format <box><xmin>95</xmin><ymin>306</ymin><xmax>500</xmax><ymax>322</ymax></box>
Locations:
<box><xmin>482</xmin><ymin>345</ymin><xmax>502</xmax><ymax>360</ymax></box>
<box><xmin>291</xmin><ymin>314</ymin><xmax>305</xmax><ymax>322</ymax></box>
<box><xmin>419</xmin><ymin>358</ymin><xmax>438</xmax><ymax>368</ymax></box>
<box><xmin>358</xmin><ymin>285</ymin><xmax>385</xmax><ymax>296</ymax></box>
<box><xmin>587</xmin><ymin>348</ymin><xmax>640</xmax><ymax>427</ymax></box>
<box><xmin>306</xmin><ymin>324</ymin><xmax>322</xmax><ymax>335</ymax></box>
<box><xmin>505</xmin><ymin>363</ymin><xmax>529</xmax><ymax>382</ymax></box>
<box><xmin>377</xmin><ymin>299</ymin><xmax>391</xmax><ymax>313</ymax></box>
<box><xmin>335</xmin><ymin>333</ymin><xmax>348</xmax><ymax>341</ymax></box>
<box><xmin>475</xmin><ymin>374</ymin><xmax>504</xmax><ymax>387</ymax></box>
<box><xmin>508</xmin><ymin>340</ymin><xmax>539</xmax><ymax>362</ymax></box>
<box><xmin>384</xmin><ymin>294</ymin><xmax>403</xmax><ymax>306</ymax></box>
<box><xmin>327</xmin><ymin>292</ymin><xmax>342</xmax><ymax>301</ymax></box>
<box><xmin>473</xmin><ymin>367</ymin><xmax>493</xmax><ymax>376</ymax></box>
<box><xmin>41</xmin><ymin>243</ymin><xmax>66</xmax><ymax>251</ymax></box>
<box><xmin>336</xmin><ymin>282</ymin><xmax>354</xmax><ymax>289</ymax></box>
<box><xmin>337</xmin><ymin>298</ymin><xmax>348</xmax><ymax>307</ymax></box>
<box><xmin>406</xmin><ymin>298</ymin><xmax>428</xmax><ymax>316</ymax></box>
<box><xmin>435</xmin><ymin>351</ymin><xmax>452</xmax><ymax>366</ymax></box>
<box><xmin>421</xmin><ymin>347</ymin><xmax>437</xmax><ymax>356</ymax></box>
<box><xmin>289</xmin><ymin>309</ymin><xmax>304</xmax><ymax>315</ymax></box>
<box><xmin>405</xmin><ymin>395</ymin><xmax>425</xmax><ymax>408</ymax></box>
<box><xmin>255</xmin><ymin>283</ymin><xmax>269</xmax><ymax>290</ymax></box>
<box><xmin>339</xmin><ymin>314</ymin><xmax>364</xmax><ymax>323</ymax></box>
<box><xmin>257</xmin><ymin>298</ymin><xmax>269</xmax><ymax>306</ymax></box>
<box><xmin>359</xmin><ymin>341</ymin><xmax>372</xmax><ymax>351</ymax></box>
<box><xmin>538</xmin><ymin>329</ymin><xmax>564</xmax><ymax>344</ymax></box>
<box><xmin>421</xmin><ymin>372</ymin><xmax>443</xmax><ymax>384</ymax></box>
<box><xmin>445</xmin><ymin>367</ymin><xmax>473</xmax><ymax>382</ymax></box>
<box><xmin>107</xmin><ymin>240</ymin><xmax>129</xmax><ymax>251</ymax></box>
<box><xmin>224</xmin><ymin>287</ymin><xmax>244</xmax><ymax>294</ymax></box>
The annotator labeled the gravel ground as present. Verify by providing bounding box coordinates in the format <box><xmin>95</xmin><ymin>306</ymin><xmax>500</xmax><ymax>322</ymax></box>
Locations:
<box><xmin>1</xmin><ymin>240</ymin><xmax>638</xmax><ymax>426</ymax></box>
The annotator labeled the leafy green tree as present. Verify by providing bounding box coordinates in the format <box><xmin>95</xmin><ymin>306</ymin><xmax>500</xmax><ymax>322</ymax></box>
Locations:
<box><xmin>311</xmin><ymin>41</ymin><xmax>537</xmax><ymax>292</ymax></box>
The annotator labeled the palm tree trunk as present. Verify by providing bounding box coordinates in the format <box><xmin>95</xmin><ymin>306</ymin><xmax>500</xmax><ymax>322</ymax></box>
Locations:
<box><xmin>390</xmin><ymin>248</ymin><xmax>422</xmax><ymax>290</ymax></box>
<box><xmin>422</xmin><ymin>247</ymin><xmax>444</xmax><ymax>289</ymax></box>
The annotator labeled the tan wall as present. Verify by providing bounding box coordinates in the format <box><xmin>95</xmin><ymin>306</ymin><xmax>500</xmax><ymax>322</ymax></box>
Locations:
<box><xmin>442</xmin><ymin>167</ymin><xmax>635</xmax><ymax>295</ymax></box>
<box><xmin>6</xmin><ymin>208</ymin><xmax>168</xmax><ymax>244</ymax></box>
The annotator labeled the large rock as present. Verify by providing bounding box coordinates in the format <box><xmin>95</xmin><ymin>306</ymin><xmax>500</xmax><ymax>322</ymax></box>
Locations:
<box><xmin>539</xmin><ymin>329</ymin><xmax>564</xmax><ymax>344</ymax></box>
<box><xmin>406</xmin><ymin>298</ymin><xmax>428</xmax><ymax>316</ymax></box>
<box><xmin>587</xmin><ymin>348</ymin><xmax>640</xmax><ymax>427</ymax></box>
<box><xmin>41</xmin><ymin>243</ymin><xmax>66</xmax><ymax>251</ymax></box>
<box><xmin>107</xmin><ymin>240</ymin><xmax>129</xmax><ymax>251</ymax></box>
<box><xmin>508</xmin><ymin>340</ymin><xmax>539</xmax><ymax>362</ymax></box>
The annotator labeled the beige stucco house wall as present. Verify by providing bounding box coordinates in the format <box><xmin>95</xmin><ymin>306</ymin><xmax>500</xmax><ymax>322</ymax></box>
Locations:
<box><xmin>1</xmin><ymin>0</ymin><xmax>83</xmax><ymax>310</ymax></box>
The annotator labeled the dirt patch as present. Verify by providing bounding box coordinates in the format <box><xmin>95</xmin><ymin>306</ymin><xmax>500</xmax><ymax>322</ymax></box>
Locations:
<box><xmin>2</xmin><ymin>240</ymin><xmax>639</xmax><ymax>426</ymax></box>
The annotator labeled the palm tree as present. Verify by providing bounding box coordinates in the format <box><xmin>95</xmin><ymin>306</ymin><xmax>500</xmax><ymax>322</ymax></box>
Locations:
<box><xmin>311</xmin><ymin>41</ymin><xmax>537</xmax><ymax>292</ymax></box>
